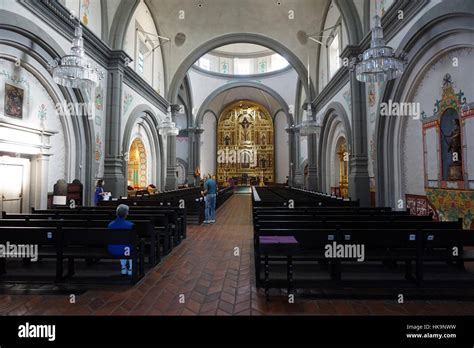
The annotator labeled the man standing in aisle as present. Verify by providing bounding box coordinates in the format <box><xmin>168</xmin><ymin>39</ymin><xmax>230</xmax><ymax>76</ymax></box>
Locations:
<box><xmin>202</xmin><ymin>174</ymin><xmax>218</xmax><ymax>224</ymax></box>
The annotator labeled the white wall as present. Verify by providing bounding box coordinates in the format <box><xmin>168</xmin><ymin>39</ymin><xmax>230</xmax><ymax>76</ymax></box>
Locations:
<box><xmin>64</xmin><ymin>0</ymin><xmax>102</xmax><ymax>39</ymax></box>
<box><xmin>402</xmin><ymin>47</ymin><xmax>474</xmax><ymax>195</ymax></box>
<box><xmin>200</xmin><ymin>112</ymin><xmax>216</xmax><ymax>176</ymax></box>
<box><xmin>123</xmin><ymin>0</ymin><xmax>165</xmax><ymax>95</ymax></box>
<box><xmin>318</xmin><ymin>0</ymin><xmax>348</xmax><ymax>93</ymax></box>
<box><xmin>274</xmin><ymin>111</ymin><xmax>289</xmax><ymax>183</ymax></box>
<box><xmin>0</xmin><ymin>59</ymin><xmax>66</xmax><ymax>190</ymax></box>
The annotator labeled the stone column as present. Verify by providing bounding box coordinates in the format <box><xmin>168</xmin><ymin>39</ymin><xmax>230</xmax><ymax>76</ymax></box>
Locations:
<box><xmin>193</xmin><ymin>128</ymin><xmax>204</xmax><ymax>186</ymax></box>
<box><xmin>343</xmin><ymin>45</ymin><xmax>371</xmax><ymax>206</ymax></box>
<box><xmin>32</xmin><ymin>154</ymin><xmax>51</xmax><ymax>210</ymax></box>
<box><xmin>103</xmin><ymin>51</ymin><xmax>130</xmax><ymax>198</ymax></box>
<box><xmin>186</xmin><ymin>128</ymin><xmax>196</xmax><ymax>185</ymax></box>
<box><xmin>304</xmin><ymin>104</ymin><xmax>319</xmax><ymax>191</ymax></box>
<box><xmin>293</xmin><ymin>127</ymin><xmax>303</xmax><ymax>187</ymax></box>
<box><xmin>286</xmin><ymin>127</ymin><xmax>298</xmax><ymax>186</ymax></box>
<box><xmin>165</xmin><ymin>104</ymin><xmax>181</xmax><ymax>190</ymax></box>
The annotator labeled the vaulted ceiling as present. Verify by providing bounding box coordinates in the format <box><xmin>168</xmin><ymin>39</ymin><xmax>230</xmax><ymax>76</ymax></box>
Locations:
<box><xmin>144</xmin><ymin>0</ymin><xmax>331</xmax><ymax>100</ymax></box>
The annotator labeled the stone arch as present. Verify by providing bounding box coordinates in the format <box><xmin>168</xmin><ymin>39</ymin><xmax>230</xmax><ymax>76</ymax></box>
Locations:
<box><xmin>168</xmin><ymin>33</ymin><xmax>316</xmax><ymax>105</ymax></box>
<box><xmin>318</xmin><ymin>101</ymin><xmax>352</xmax><ymax>192</ymax></box>
<box><xmin>195</xmin><ymin>81</ymin><xmax>294</xmax><ymax>128</ymax></box>
<box><xmin>100</xmin><ymin>0</ymin><xmax>109</xmax><ymax>42</ymax></box>
<box><xmin>176</xmin><ymin>158</ymin><xmax>188</xmax><ymax>185</ymax></box>
<box><xmin>110</xmin><ymin>0</ymin><xmax>168</xmax><ymax>94</ymax></box>
<box><xmin>178</xmin><ymin>73</ymin><xmax>194</xmax><ymax>127</ymax></box>
<box><xmin>122</xmin><ymin>104</ymin><xmax>165</xmax><ymax>190</ymax></box>
<box><xmin>375</xmin><ymin>0</ymin><xmax>474</xmax><ymax>207</ymax></box>
<box><xmin>334</xmin><ymin>0</ymin><xmax>363</xmax><ymax>45</ymax></box>
<box><xmin>0</xmin><ymin>10</ymin><xmax>95</xmax><ymax>204</ymax></box>
<box><xmin>108</xmin><ymin>0</ymin><xmax>140</xmax><ymax>49</ymax></box>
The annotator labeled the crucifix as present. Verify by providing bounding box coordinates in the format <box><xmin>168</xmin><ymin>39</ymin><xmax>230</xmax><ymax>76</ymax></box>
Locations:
<box><xmin>239</xmin><ymin>116</ymin><xmax>252</xmax><ymax>141</ymax></box>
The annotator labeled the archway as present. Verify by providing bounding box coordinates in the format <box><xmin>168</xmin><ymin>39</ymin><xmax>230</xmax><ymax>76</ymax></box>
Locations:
<box><xmin>217</xmin><ymin>100</ymin><xmax>274</xmax><ymax>186</ymax></box>
<box><xmin>375</xmin><ymin>0</ymin><xmax>474</xmax><ymax>207</ymax></box>
<box><xmin>128</xmin><ymin>138</ymin><xmax>147</xmax><ymax>190</ymax></box>
<box><xmin>318</xmin><ymin>102</ymin><xmax>352</xmax><ymax>193</ymax></box>
<box><xmin>0</xmin><ymin>10</ymin><xmax>95</xmax><ymax>206</ymax></box>
<box><xmin>195</xmin><ymin>81</ymin><xmax>294</xmax><ymax>128</ymax></box>
<box><xmin>168</xmin><ymin>33</ymin><xmax>316</xmax><ymax>104</ymax></box>
<box><xmin>332</xmin><ymin>137</ymin><xmax>349</xmax><ymax>198</ymax></box>
<box><xmin>122</xmin><ymin>105</ymin><xmax>165</xmax><ymax>191</ymax></box>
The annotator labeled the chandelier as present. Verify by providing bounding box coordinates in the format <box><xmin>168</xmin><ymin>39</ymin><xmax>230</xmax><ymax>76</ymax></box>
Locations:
<box><xmin>298</xmin><ymin>104</ymin><xmax>320</xmax><ymax>136</ymax></box>
<box><xmin>50</xmin><ymin>6</ymin><xmax>101</xmax><ymax>89</ymax></box>
<box><xmin>355</xmin><ymin>15</ymin><xmax>405</xmax><ymax>83</ymax></box>
<box><xmin>159</xmin><ymin>106</ymin><xmax>180</xmax><ymax>136</ymax></box>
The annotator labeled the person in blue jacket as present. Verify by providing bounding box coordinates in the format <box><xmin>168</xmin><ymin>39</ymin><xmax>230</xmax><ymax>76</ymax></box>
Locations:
<box><xmin>94</xmin><ymin>179</ymin><xmax>108</xmax><ymax>206</ymax></box>
<box><xmin>108</xmin><ymin>204</ymin><xmax>134</xmax><ymax>276</ymax></box>
<box><xmin>202</xmin><ymin>174</ymin><xmax>218</xmax><ymax>224</ymax></box>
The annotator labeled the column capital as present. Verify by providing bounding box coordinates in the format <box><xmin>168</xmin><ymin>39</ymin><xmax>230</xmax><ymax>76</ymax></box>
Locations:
<box><xmin>184</xmin><ymin>127</ymin><xmax>204</xmax><ymax>135</ymax></box>
<box><xmin>340</xmin><ymin>45</ymin><xmax>362</xmax><ymax>60</ymax></box>
<box><xmin>108</xmin><ymin>50</ymin><xmax>132</xmax><ymax>71</ymax></box>
<box><xmin>286</xmin><ymin>126</ymin><xmax>300</xmax><ymax>134</ymax></box>
<box><xmin>170</xmin><ymin>104</ymin><xmax>181</xmax><ymax>114</ymax></box>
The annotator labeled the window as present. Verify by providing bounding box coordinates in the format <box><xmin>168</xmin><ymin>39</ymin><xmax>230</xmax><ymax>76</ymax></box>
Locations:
<box><xmin>137</xmin><ymin>49</ymin><xmax>145</xmax><ymax>75</ymax></box>
<box><xmin>328</xmin><ymin>32</ymin><xmax>341</xmax><ymax>78</ymax></box>
<box><xmin>220</xmin><ymin>59</ymin><xmax>230</xmax><ymax>74</ymax></box>
<box><xmin>199</xmin><ymin>57</ymin><xmax>210</xmax><ymax>71</ymax></box>
<box><xmin>235</xmin><ymin>58</ymin><xmax>251</xmax><ymax>75</ymax></box>
<box><xmin>135</xmin><ymin>29</ymin><xmax>151</xmax><ymax>81</ymax></box>
<box><xmin>271</xmin><ymin>54</ymin><xmax>289</xmax><ymax>70</ymax></box>
<box><xmin>258</xmin><ymin>58</ymin><xmax>268</xmax><ymax>73</ymax></box>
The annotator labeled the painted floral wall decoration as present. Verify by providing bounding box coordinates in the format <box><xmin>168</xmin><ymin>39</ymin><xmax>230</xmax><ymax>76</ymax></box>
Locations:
<box><xmin>95</xmin><ymin>86</ymin><xmax>103</xmax><ymax>111</ymax></box>
<box><xmin>343</xmin><ymin>89</ymin><xmax>352</xmax><ymax>111</ymax></box>
<box><xmin>123</xmin><ymin>93</ymin><xmax>134</xmax><ymax>115</ymax></box>
<box><xmin>37</xmin><ymin>103</ymin><xmax>47</xmax><ymax>122</ymax></box>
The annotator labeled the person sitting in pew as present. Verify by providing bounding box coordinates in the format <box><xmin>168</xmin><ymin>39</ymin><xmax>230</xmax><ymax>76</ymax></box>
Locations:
<box><xmin>107</xmin><ymin>204</ymin><xmax>134</xmax><ymax>276</ymax></box>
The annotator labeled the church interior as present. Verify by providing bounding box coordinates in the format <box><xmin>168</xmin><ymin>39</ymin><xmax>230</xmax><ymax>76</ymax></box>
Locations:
<box><xmin>1</xmin><ymin>0</ymin><xmax>474</xmax><ymax>337</ymax></box>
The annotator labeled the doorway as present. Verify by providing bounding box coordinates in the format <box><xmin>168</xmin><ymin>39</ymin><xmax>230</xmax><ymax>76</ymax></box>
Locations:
<box><xmin>0</xmin><ymin>156</ymin><xmax>30</xmax><ymax>213</ymax></box>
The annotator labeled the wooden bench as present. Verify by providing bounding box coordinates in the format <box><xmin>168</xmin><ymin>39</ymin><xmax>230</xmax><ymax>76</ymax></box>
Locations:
<box><xmin>0</xmin><ymin>226</ymin><xmax>60</xmax><ymax>281</ymax></box>
<box><xmin>259</xmin><ymin>235</ymin><xmax>299</xmax><ymax>300</ymax></box>
<box><xmin>0</xmin><ymin>219</ymin><xmax>161</xmax><ymax>266</ymax></box>
<box><xmin>58</xmin><ymin>227</ymin><xmax>145</xmax><ymax>284</ymax></box>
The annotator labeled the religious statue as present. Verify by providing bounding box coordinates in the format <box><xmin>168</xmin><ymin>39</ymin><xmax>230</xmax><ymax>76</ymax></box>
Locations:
<box><xmin>443</xmin><ymin>118</ymin><xmax>463</xmax><ymax>180</ymax></box>
<box><xmin>239</xmin><ymin>116</ymin><xmax>252</xmax><ymax>141</ymax></box>
<box><xmin>194</xmin><ymin>166</ymin><xmax>201</xmax><ymax>178</ymax></box>
<box><xmin>445</xmin><ymin>119</ymin><xmax>462</xmax><ymax>158</ymax></box>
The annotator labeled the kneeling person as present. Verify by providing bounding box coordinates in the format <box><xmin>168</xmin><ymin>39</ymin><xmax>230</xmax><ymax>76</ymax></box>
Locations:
<box><xmin>108</xmin><ymin>204</ymin><xmax>134</xmax><ymax>276</ymax></box>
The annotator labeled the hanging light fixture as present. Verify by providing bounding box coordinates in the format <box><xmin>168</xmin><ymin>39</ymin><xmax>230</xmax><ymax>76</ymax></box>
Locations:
<box><xmin>49</xmin><ymin>1</ymin><xmax>102</xmax><ymax>90</ymax></box>
<box><xmin>355</xmin><ymin>15</ymin><xmax>405</xmax><ymax>83</ymax></box>
<box><xmin>159</xmin><ymin>106</ymin><xmax>180</xmax><ymax>136</ymax></box>
<box><xmin>298</xmin><ymin>103</ymin><xmax>320</xmax><ymax>136</ymax></box>
<box><xmin>297</xmin><ymin>52</ymin><xmax>319</xmax><ymax>136</ymax></box>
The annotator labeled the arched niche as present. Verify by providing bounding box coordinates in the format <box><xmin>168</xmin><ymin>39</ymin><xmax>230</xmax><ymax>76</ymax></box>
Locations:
<box><xmin>128</xmin><ymin>137</ymin><xmax>147</xmax><ymax>189</ymax></box>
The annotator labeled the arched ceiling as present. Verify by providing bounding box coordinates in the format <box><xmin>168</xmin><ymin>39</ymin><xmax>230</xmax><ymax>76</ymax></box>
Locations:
<box><xmin>144</xmin><ymin>0</ymin><xmax>331</xmax><ymax>98</ymax></box>
<box><xmin>206</xmin><ymin>86</ymin><xmax>285</xmax><ymax>119</ymax></box>
<box><xmin>212</xmin><ymin>43</ymin><xmax>273</xmax><ymax>57</ymax></box>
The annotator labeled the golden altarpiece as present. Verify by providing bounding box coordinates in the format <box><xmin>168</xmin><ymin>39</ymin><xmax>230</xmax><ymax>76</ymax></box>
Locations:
<box><xmin>217</xmin><ymin>101</ymin><xmax>274</xmax><ymax>185</ymax></box>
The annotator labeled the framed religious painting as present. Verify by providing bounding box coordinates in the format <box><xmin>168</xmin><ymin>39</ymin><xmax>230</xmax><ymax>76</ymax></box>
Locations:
<box><xmin>4</xmin><ymin>83</ymin><xmax>24</xmax><ymax>119</ymax></box>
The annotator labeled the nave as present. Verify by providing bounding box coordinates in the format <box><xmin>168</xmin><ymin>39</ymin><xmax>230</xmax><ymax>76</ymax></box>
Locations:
<box><xmin>1</xmin><ymin>194</ymin><xmax>474</xmax><ymax>316</ymax></box>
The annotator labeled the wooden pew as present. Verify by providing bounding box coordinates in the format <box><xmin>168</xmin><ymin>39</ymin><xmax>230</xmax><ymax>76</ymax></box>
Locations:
<box><xmin>0</xmin><ymin>219</ymin><xmax>161</xmax><ymax>266</ymax></box>
<box><xmin>58</xmin><ymin>227</ymin><xmax>145</xmax><ymax>284</ymax></box>
<box><xmin>0</xmin><ymin>226</ymin><xmax>60</xmax><ymax>281</ymax></box>
<box><xmin>6</xmin><ymin>211</ymin><xmax>174</xmax><ymax>255</ymax></box>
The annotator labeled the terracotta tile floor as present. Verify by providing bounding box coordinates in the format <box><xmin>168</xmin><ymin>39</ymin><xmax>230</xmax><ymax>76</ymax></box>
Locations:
<box><xmin>1</xmin><ymin>194</ymin><xmax>474</xmax><ymax>316</ymax></box>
